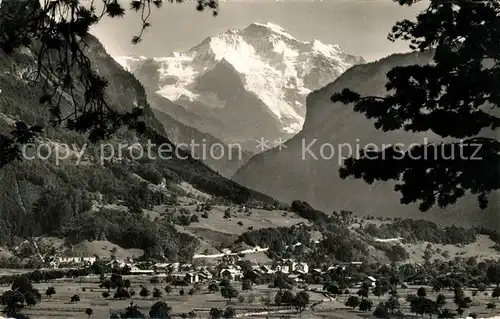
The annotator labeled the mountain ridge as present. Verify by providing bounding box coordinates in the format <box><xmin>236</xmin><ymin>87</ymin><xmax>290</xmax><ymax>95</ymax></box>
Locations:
<box><xmin>115</xmin><ymin>22</ymin><xmax>365</xmax><ymax>151</ymax></box>
<box><xmin>0</xmin><ymin>20</ymin><xmax>278</xmax><ymax>260</ymax></box>
<box><xmin>232</xmin><ymin>49</ymin><xmax>500</xmax><ymax>231</ymax></box>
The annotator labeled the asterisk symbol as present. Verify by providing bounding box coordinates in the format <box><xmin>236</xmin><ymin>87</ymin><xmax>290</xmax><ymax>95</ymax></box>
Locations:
<box><xmin>255</xmin><ymin>137</ymin><xmax>270</xmax><ymax>151</ymax></box>
<box><xmin>274</xmin><ymin>137</ymin><xmax>287</xmax><ymax>151</ymax></box>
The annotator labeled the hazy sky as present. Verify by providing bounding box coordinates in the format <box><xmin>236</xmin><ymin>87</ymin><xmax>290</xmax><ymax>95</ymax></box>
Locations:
<box><xmin>91</xmin><ymin>0</ymin><xmax>429</xmax><ymax>62</ymax></box>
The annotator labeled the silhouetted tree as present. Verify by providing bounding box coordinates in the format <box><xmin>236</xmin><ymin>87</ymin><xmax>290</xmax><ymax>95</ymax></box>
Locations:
<box><xmin>223</xmin><ymin>307</ymin><xmax>235</xmax><ymax>318</ymax></box>
<box><xmin>0</xmin><ymin>0</ymin><xmax>218</xmax><ymax>169</ymax></box>
<box><xmin>139</xmin><ymin>287</ymin><xmax>150</xmax><ymax>299</ymax></box>
<box><xmin>221</xmin><ymin>285</ymin><xmax>238</xmax><ymax>301</ymax></box>
<box><xmin>294</xmin><ymin>290</ymin><xmax>310</xmax><ymax>316</ymax></box>
<box><xmin>487</xmin><ymin>264</ymin><xmax>500</xmax><ymax>286</ymax></box>
<box><xmin>208</xmin><ymin>283</ymin><xmax>219</xmax><ymax>293</ymax></box>
<box><xmin>85</xmin><ymin>308</ymin><xmax>93</xmax><ymax>318</ymax></box>
<box><xmin>153</xmin><ymin>288</ymin><xmax>162</xmax><ymax>299</ymax></box>
<box><xmin>114</xmin><ymin>288</ymin><xmax>130</xmax><ymax>300</ymax></box>
<box><xmin>417</xmin><ymin>287</ymin><xmax>427</xmax><ymax>298</ymax></box>
<box><xmin>100</xmin><ymin>279</ymin><xmax>113</xmax><ymax>292</ymax></box>
<box><xmin>487</xmin><ymin>302</ymin><xmax>496</xmax><ymax>312</ymax></box>
<box><xmin>45</xmin><ymin>287</ymin><xmax>55</xmax><ymax>298</ymax></box>
<box><xmin>164</xmin><ymin>286</ymin><xmax>172</xmax><ymax>295</ymax></box>
<box><xmin>345</xmin><ymin>295</ymin><xmax>360</xmax><ymax>309</ymax></box>
<box><xmin>492</xmin><ymin>287</ymin><xmax>500</xmax><ymax>299</ymax></box>
<box><xmin>122</xmin><ymin>301</ymin><xmax>146</xmax><ymax>318</ymax></box>
<box><xmin>209</xmin><ymin>307</ymin><xmax>223</xmax><ymax>318</ymax></box>
<box><xmin>332</xmin><ymin>0</ymin><xmax>500</xmax><ymax>212</ymax></box>
<box><xmin>241</xmin><ymin>279</ymin><xmax>252</xmax><ymax>291</ymax></box>
<box><xmin>149</xmin><ymin>301</ymin><xmax>172</xmax><ymax>319</ymax></box>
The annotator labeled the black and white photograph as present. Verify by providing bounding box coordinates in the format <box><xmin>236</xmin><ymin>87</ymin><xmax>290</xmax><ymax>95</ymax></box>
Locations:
<box><xmin>0</xmin><ymin>0</ymin><xmax>499</xmax><ymax>318</ymax></box>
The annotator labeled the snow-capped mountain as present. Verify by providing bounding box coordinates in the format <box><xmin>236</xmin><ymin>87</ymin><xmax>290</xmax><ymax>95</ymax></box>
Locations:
<box><xmin>116</xmin><ymin>22</ymin><xmax>365</xmax><ymax>150</ymax></box>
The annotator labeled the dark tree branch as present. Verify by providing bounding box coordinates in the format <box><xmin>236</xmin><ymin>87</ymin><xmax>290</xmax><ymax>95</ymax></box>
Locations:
<box><xmin>332</xmin><ymin>0</ymin><xmax>500</xmax><ymax>211</ymax></box>
<box><xmin>0</xmin><ymin>0</ymin><xmax>218</xmax><ymax>168</ymax></box>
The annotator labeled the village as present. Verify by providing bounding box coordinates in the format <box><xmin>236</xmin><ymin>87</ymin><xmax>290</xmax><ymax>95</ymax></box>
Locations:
<box><xmin>52</xmin><ymin>247</ymin><xmax>373</xmax><ymax>287</ymax></box>
<box><xmin>6</xmin><ymin>245</ymin><xmax>500</xmax><ymax>319</ymax></box>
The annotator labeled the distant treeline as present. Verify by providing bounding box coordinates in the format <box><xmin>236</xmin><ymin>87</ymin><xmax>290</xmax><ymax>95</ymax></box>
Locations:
<box><xmin>0</xmin><ymin>262</ymin><xmax>124</xmax><ymax>286</ymax></box>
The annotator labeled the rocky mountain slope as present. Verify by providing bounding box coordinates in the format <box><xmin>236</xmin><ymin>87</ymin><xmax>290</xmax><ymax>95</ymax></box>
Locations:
<box><xmin>0</xmin><ymin>16</ymin><xmax>276</xmax><ymax>260</ymax></box>
<box><xmin>148</xmin><ymin>95</ymin><xmax>254</xmax><ymax>177</ymax></box>
<box><xmin>116</xmin><ymin>22</ymin><xmax>365</xmax><ymax>151</ymax></box>
<box><xmin>232</xmin><ymin>50</ymin><xmax>500</xmax><ymax>230</ymax></box>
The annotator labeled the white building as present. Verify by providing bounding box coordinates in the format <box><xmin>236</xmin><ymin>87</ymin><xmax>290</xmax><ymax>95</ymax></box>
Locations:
<box><xmin>260</xmin><ymin>265</ymin><xmax>274</xmax><ymax>274</ymax></box>
<box><xmin>129</xmin><ymin>266</ymin><xmax>155</xmax><ymax>275</ymax></box>
<box><xmin>289</xmin><ymin>274</ymin><xmax>304</xmax><ymax>283</ymax></box>
<box><xmin>275</xmin><ymin>265</ymin><xmax>290</xmax><ymax>274</ymax></box>
<box><xmin>312</xmin><ymin>268</ymin><xmax>323</xmax><ymax>274</ymax></box>
<box><xmin>153</xmin><ymin>263</ymin><xmax>170</xmax><ymax>270</ymax></box>
<box><xmin>366</xmin><ymin>276</ymin><xmax>377</xmax><ymax>287</ymax></box>
<box><xmin>169</xmin><ymin>262</ymin><xmax>180</xmax><ymax>272</ymax></box>
<box><xmin>58</xmin><ymin>256</ymin><xmax>97</xmax><ymax>264</ymax></box>
<box><xmin>185</xmin><ymin>272</ymin><xmax>200</xmax><ymax>284</ymax></box>
<box><xmin>107</xmin><ymin>260</ymin><xmax>132</xmax><ymax>268</ymax></box>
<box><xmin>295</xmin><ymin>262</ymin><xmax>309</xmax><ymax>274</ymax></box>
<box><xmin>198</xmin><ymin>271</ymin><xmax>213</xmax><ymax>281</ymax></box>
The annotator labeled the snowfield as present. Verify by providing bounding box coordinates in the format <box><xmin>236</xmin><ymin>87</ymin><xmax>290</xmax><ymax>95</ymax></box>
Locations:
<box><xmin>115</xmin><ymin>22</ymin><xmax>364</xmax><ymax>136</ymax></box>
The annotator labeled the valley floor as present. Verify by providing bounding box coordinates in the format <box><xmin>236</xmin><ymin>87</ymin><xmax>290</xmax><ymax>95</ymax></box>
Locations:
<box><xmin>1</xmin><ymin>275</ymin><xmax>500</xmax><ymax>319</ymax></box>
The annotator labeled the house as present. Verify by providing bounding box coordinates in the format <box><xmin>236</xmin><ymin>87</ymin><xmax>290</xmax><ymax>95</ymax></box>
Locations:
<box><xmin>282</xmin><ymin>259</ymin><xmax>296</xmax><ymax>270</ymax></box>
<box><xmin>295</xmin><ymin>262</ymin><xmax>309</xmax><ymax>274</ymax></box>
<box><xmin>153</xmin><ymin>263</ymin><xmax>170</xmax><ymax>270</ymax></box>
<box><xmin>198</xmin><ymin>271</ymin><xmax>213</xmax><ymax>282</ymax></box>
<box><xmin>274</xmin><ymin>265</ymin><xmax>290</xmax><ymax>274</ymax></box>
<box><xmin>250</xmin><ymin>268</ymin><xmax>263</xmax><ymax>278</ymax></box>
<box><xmin>260</xmin><ymin>265</ymin><xmax>274</xmax><ymax>274</ymax></box>
<box><xmin>251</xmin><ymin>266</ymin><xmax>264</xmax><ymax>275</ymax></box>
<box><xmin>222</xmin><ymin>255</ymin><xmax>239</xmax><ymax>264</ymax></box>
<box><xmin>329</xmin><ymin>265</ymin><xmax>347</xmax><ymax>271</ymax></box>
<box><xmin>311</xmin><ymin>268</ymin><xmax>323</xmax><ymax>275</ymax></box>
<box><xmin>184</xmin><ymin>272</ymin><xmax>200</xmax><ymax>284</ymax></box>
<box><xmin>220</xmin><ymin>268</ymin><xmax>241</xmax><ymax>281</ymax></box>
<box><xmin>57</xmin><ymin>256</ymin><xmax>97</xmax><ymax>265</ymax></box>
<box><xmin>57</xmin><ymin>257</ymin><xmax>79</xmax><ymax>264</ymax></box>
<box><xmin>289</xmin><ymin>274</ymin><xmax>304</xmax><ymax>283</ymax></box>
<box><xmin>366</xmin><ymin>276</ymin><xmax>377</xmax><ymax>287</ymax></box>
<box><xmin>129</xmin><ymin>266</ymin><xmax>155</xmax><ymax>275</ymax></box>
<box><xmin>169</xmin><ymin>263</ymin><xmax>180</xmax><ymax>272</ymax></box>
<box><xmin>107</xmin><ymin>260</ymin><xmax>131</xmax><ymax>268</ymax></box>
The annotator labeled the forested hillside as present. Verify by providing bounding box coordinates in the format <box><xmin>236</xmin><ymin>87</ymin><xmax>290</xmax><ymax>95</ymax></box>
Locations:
<box><xmin>0</xmin><ymin>30</ymin><xmax>275</xmax><ymax>260</ymax></box>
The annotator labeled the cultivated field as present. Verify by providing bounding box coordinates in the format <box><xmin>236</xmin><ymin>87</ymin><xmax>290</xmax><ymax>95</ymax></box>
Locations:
<box><xmin>2</xmin><ymin>275</ymin><xmax>500</xmax><ymax>318</ymax></box>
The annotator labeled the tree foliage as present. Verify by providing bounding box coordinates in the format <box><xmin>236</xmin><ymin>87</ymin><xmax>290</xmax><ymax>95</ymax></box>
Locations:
<box><xmin>0</xmin><ymin>275</ymin><xmax>41</xmax><ymax>316</ymax></box>
<box><xmin>149</xmin><ymin>301</ymin><xmax>172</xmax><ymax>319</ymax></box>
<box><xmin>0</xmin><ymin>0</ymin><xmax>218</xmax><ymax>167</ymax></box>
<box><xmin>487</xmin><ymin>263</ymin><xmax>500</xmax><ymax>286</ymax></box>
<box><xmin>332</xmin><ymin>0</ymin><xmax>500</xmax><ymax>212</ymax></box>
<box><xmin>345</xmin><ymin>295</ymin><xmax>360</xmax><ymax>309</ymax></box>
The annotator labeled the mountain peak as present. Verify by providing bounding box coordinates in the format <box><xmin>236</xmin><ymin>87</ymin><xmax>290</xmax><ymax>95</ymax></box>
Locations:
<box><xmin>243</xmin><ymin>22</ymin><xmax>296</xmax><ymax>39</ymax></box>
<box><xmin>118</xmin><ymin>22</ymin><xmax>365</xmax><ymax>146</ymax></box>
<box><xmin>253</xmin><ymin>22</ymin><xmax>286</xmax><ymax>31</ymax></box>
